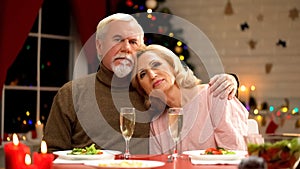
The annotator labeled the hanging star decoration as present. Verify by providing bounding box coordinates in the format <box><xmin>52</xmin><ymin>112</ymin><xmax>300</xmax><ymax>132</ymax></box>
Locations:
<box><xmin>240</xmin><ymin>22</ymin><xmax>249</xmax><ymax>31</ymax></box>
<box><xmin>276</xmin><ymin>39</ymin><xmax>287</xmax><ymax>48</ymax></box>
<box><xmin>257</xmin><ymin>14</ymin><xmax>264</xmax><ymax>22</ymax></box>
<box><xmin>224</xmin><ymin>0</ymin><xmax>234</xmax><ymax>15</ymax></box>
<box><xmin>248</xmin><ymin>39</ymin><xmax>257</xmax><ymax>49</ymax></box>
<box><xmin>289</xmin><ymin>8</ymin><xmax>299</xmax><ymax>20</ymax></box>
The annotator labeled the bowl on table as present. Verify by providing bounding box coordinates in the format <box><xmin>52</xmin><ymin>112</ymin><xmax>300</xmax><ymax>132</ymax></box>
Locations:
<box><xmin>247</xmin><ymin>137</ymin><xmax>300</xmax><ymax>169</ymax></box>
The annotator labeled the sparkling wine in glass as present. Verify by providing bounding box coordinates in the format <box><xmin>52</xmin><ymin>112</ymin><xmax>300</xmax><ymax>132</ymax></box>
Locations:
<box><xmin>168</xmin><ymin>107</ymin><xmax>183</xmax><ymax>158</ymax></box>
<box><xmin>120</xmin><ymin>107</ymin><xmax>136</xmax><ymax>159</ymax></box>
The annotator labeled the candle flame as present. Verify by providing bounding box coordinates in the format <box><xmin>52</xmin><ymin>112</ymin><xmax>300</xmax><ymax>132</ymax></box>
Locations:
<box><xmin>25</xmin><ymin>154</ymin><xmax>31</xmax><ymax>165</ymax></box>
<box><xmin>41</xmin><ymin>140</ymin><xmax>47</xmax><ymax>154</ymax></box>
<box><xmin>12</xmin><ymin>133</ymin><xmax>19</xmax><ymax>146</ymax></box>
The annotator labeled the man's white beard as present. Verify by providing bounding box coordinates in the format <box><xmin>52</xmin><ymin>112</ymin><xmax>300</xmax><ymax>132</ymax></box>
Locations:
<box><xmin>112</xmin><ymin>59</ymin><xmax>133</xmax><ymax>78</ymax></box>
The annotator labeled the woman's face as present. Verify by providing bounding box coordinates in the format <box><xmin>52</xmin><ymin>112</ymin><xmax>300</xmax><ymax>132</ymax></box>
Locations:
<box><xmin>137</xmin><ymin>51</ymin><xmax>176</xmax><ymax>95</ymax></box>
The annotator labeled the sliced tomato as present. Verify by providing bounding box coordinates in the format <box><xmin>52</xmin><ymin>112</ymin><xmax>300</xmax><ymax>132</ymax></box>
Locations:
<box><xmin>211</xmin><ymin>150</ymin><xmax>223</xmax><ymax>155</ymax></box>
<box><xmin>204</xmin><ymin>147</ymin><xmax>230</xmax><ymax>155</ymax></box>
<box><xmin>204</xmin><ymin>148</ymin><xmax>223</xmax><ymax>155</ymax></box>
<box><xmin>204</xmin><ymin>148</ymin><xmax>217</xmax><ymax>154</ymax></box>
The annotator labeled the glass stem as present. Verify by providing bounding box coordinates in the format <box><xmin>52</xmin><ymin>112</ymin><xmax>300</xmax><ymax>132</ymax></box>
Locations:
<box><xmin>173</xmin><ymin>140</ymin><xmax>178</xmax><ymax>156</ymax></box>
<box><xmin>124</xmin><ymin>139</ymin><xmax>130</xmax><ymax>159</ymax></box>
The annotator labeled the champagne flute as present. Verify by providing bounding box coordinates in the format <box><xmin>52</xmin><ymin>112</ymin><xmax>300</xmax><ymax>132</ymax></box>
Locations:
<box><xmin>168</xmin><ymin>107</ymin><xmax>183</xmax><ymax>158</ymax></box>
<box><xmin>120</xmin><ymin>107</ymin><xmax>136</xmax><ymax>159</ymax></box>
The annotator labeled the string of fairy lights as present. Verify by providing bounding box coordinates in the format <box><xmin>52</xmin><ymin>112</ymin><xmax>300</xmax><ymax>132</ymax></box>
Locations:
<box><xmin>119</xmin><ymin>0</ymin><xmax>300</xmax><ymax>129</ymax></box>
<box><xmin>239</xmin><ymin>85</ymin><xmax>300</xmax><ymax>128</ymax></box>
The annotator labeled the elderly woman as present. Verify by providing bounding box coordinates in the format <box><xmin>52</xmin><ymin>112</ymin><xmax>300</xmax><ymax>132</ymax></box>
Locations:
<box><xmin>132</xmin><ymin>44</ymin><xmax>249</xmax><ymax>154</ymax></box>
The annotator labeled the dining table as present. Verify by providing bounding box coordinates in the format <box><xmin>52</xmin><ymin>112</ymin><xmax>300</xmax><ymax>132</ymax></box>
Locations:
<box><xmin>51</xmin><ymin>154</ymin><xmax>240</xmax><ymax>169</ymax></box>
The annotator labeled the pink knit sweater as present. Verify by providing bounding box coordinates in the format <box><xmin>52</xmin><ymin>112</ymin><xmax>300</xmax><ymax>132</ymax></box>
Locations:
<box><xmin>149</xmin><ymin>84</ymin><xmax>249</xmax><ymax>154</ymax></box>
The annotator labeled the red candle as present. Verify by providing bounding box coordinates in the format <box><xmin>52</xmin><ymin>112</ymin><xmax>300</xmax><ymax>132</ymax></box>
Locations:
<box><xmin>22</xmin><ymin>154</ymin><xmax>38</xmax><ymax>169</ymax></box>
<box><xmin>4</xmin><ymin>133</ymin><xmax>31</xmax><ymax>169</ymax></box>
<box><xmin>33</xmin><ymin>140</ymin><xmax>54</xmax><ymax>169</ymax></box>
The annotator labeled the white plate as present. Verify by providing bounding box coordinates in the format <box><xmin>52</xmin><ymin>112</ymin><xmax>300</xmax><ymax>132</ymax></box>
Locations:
<box><xmin>183</xmin><ymin>150</ymin><xmax>248</xmax><ymax>161</ymax></box>
<box><xmin>84</xmin><ymin>160</ymin><xmax>165</xmax><ymax>168</ymax></box>
<box><xmin>53</xmin><ymin>150</ymin><xmax>122</xmax><ymax>160</ymax></box>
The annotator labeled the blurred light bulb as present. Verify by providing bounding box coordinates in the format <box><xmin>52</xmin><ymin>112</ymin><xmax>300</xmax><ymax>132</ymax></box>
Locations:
<box><xmin>253</xmin><ymin>109</ymin><xmax>259</xmax><ymax>115</ymax></box>
<box><xmin>146</xmin><ymin>0</ymin><xmax>157</xmax><ymax>9</ymax></box>
<box><xmin>250</xmin><ymin>85</ymin><xmax>256</xmax><ymax>91</ymax></box>
<box><xmin>240</xmin><ymin>85</ymin><xmax>247</xmax><ymax>92</ymax></box>
<box><xmin>281</xmin><ymin>107</ymin><xmax>288</xmax><ymax>113</ymax></box>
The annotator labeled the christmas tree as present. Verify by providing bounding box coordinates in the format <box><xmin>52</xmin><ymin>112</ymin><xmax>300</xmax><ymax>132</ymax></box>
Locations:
<box><xmin>113</xmin><ymin>0</ymin><xmax>193</xmax><ymax>70</ymax></box>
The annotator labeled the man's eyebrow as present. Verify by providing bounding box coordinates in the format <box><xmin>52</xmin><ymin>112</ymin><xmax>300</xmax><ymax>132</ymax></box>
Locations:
<box><xmin>112</xmin><ymin>35</ymin><xmax>122</xmax><ymax>39</ymax></box>
<box><xmin>112</xmin><ymin>35</ymin><xmax>139</xmax><ymax>42</ymax></box>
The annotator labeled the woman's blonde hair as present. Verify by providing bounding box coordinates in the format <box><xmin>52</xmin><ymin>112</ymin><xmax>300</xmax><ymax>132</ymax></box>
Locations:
<box><xmin>132</xmin><ymin>44</ymin><xmax>201</xmax><ymax>108</ymax></box>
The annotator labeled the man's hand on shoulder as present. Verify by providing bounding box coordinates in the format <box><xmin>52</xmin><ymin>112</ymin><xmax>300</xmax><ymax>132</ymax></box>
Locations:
<box><xmin>208</xmin><ymin>73</ymin><xmax>238</xmax><ymax>100</ymax></box>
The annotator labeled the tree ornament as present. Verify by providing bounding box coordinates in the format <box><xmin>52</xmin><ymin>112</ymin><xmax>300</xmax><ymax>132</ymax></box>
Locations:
<box><xmin>126</xmin><ymin>0</ymin><xmax>133</xmax><ymax>7</ymax></box>
<box><xmin>224</xmin><ymin>0</ymin><xmax>234</xmax><ymax>15</ymax></box>
<box><xmin>174</xmin><ymin>46</ymin><xmax>182</xmax><ymax>54</ymax></box>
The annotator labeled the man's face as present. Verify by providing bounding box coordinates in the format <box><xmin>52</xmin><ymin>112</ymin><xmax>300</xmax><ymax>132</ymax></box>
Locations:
<box><xmin>97</xmin><ymin>20</ymin><xmax>143</xmax><ymax>78</ymax></box>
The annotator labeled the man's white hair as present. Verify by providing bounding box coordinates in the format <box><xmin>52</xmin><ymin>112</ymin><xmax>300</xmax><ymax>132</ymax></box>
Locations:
<box><xmin>96</xmin><ymin>13</ymin><xmax>144</xmax><ymax>42</ymax></box>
